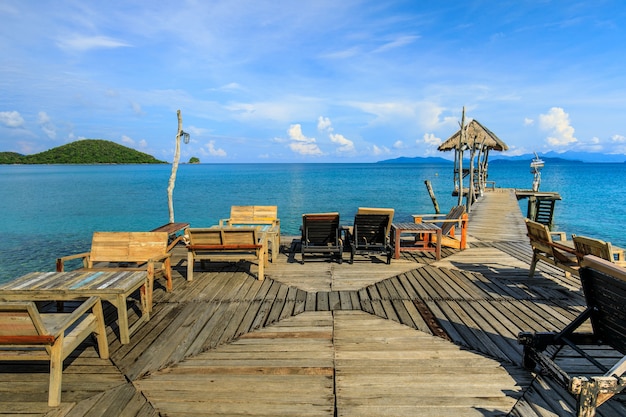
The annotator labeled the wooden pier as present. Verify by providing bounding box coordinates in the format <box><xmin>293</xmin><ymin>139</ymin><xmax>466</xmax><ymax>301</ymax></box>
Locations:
<box><xmin>1</xmin><ymin>189</ymin><xmax>625</xmax><ymax>416</ymax></box>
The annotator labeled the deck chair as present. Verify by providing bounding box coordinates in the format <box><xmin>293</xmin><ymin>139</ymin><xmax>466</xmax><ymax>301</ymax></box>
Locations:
<box><xmin>348</xmin><ymin>208</ymin><xmax>394</xmax><ymax>264</ymax></box>
<box><xmin>525</xmin><ymin>219</ymin><xmax>579</xmax><ymax>278</ymax></box>
<box><xmin>300</xmin><ymin>213</ymin><xmax>343</xmax><ymax>263</ymax></box>
<box><xmin>412</xmin><ymin>205</ymin><xmax>468</xmax><ymax>249</ymax></box>
<box><xmin>518</xmin><ymin>255</ymin><xmax>626</xmax><ymax>417</ymax></box>
<box><xmin>572</xmin><ymin>235</ymin><xmax>626</xmax><ymax>267</ymax></box>
<box><xmin>0</xmin><ymin>297</ymin><xmax>109</xmax><ymax>406</ymax></box>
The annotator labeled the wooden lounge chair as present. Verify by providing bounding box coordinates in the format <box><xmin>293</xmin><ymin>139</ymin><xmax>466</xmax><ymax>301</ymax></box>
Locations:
<box><xmin>572</xmin><ymin>235</ymin><xmax>626</xmax><ymax>267</ymax></box>
<box><xmin>219</xmin><ymin>205</ymin><xmax>280</xmax><ymax>262</ymax></box>
<box><xmin>412</xmin><ymin>205</ymin><xmax>468</xmax><ymax>250</ymax></box>
<box><xmin>347</xmin><ymin>208</ymin><xmax>394</xmax><ymax>264</ymax></box>
<box><xmin>525</xmin><ymin>219</ymin><xmax>579</xmax><ymax>278</ymax></box>
<box><xmin>300</xmin><ymin>213</ymin><xmax>343</xmax><ymax>263</ymax></box>
<box><xmin>0</xmin><ymin>296</ymin><xmax>109</xmax><ymax>406</ymax></box>
<box><xmin>185</xmin><ymin>227</ymin><xmax>265</xmax><ymax>281</ymax></box>
<box><xmin>518</xmin><ymin>255</ymin><xmax>626</xmax><ymax>417</ymax></box>
<box><xmin>56</xmin><ymin>232</ymin><xmax>173</xmax><ymax>309</ymax></box>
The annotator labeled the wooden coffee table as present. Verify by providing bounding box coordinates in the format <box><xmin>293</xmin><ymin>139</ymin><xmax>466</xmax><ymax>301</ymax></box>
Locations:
<box><xmin>0</xmin><ymin>270</ymin><xmax>149</xmax><ymax>344</ymax></box>
<box><xmin>391</xmin><ymin>222</ymin><xmax>442</xmax><ymax>260</ymax></box>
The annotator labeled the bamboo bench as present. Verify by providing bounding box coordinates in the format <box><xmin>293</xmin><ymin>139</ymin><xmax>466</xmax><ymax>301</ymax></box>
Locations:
<box><xmin>0</xmin><ymin>296</ymin><xmax>108</xmax><ymax>406</ymax></box>
<box><xmin>518</xmin><ymin>255</ymin><xmax>626</xmax><ymax>417</ymax></box>
<box><xmin>186</xmin><ymin>227</ymin><xmax>265</xmax><ymax>281</ymax></box>
<box><xmin>56</xmin><ymin>232</ymin><xmax>173</xmax><ymax>307</ymax></box>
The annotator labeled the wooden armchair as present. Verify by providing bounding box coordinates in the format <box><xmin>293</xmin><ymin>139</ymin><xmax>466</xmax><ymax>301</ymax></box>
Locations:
<box><xmin>0</xmin><ymin>296</ymin><xmax>108</xmax><ymax>406</ymax></box>
<box><xmin>572</xmin><ymin>235</ymin><xmax>626</xmax><ymax>267</ymax></box>
<box><xmin>300</xmin><ymin>213</ymin><xmax>343</xmax><ymax>263</ymax></box>
<box><xmin>525</xmin><ymin>219</ymin><xmax>580</xmax><ymax>278</ymax></box>
<box><xmin>412</xmin><ymin>205</ymin><xmax>468</xmax><ymax>249</ymax></box>
<box><xmin>518</xmin><ymin>255</ymin><xmax>626</xmax><ymax>416</ymax></box>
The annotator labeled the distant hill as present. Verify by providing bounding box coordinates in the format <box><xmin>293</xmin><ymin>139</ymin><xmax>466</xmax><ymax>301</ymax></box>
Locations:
<box><xmin>489</xmin><ymin>151</ymin><xmax>626</xmax><ymax>163</ymax></box>
<box><xmin>377</xmin><ymin>156</ymin><xmax>453</xmax><ymax>164</ymax></box>
<box><xmin>0</xmin><ymin>139</ymin><xmax>166</xmax><ymax>164</ymax></box>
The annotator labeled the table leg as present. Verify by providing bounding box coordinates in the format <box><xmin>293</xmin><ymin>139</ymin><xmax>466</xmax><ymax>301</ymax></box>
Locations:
<box><xmin>114</xmin><ymin>294</ymin><xmax>131</xmax><ymax>344</ymax></box>
<box><xmin>394</xmin><ymin>228</ymin><xmax>401</xmax><ymax>259</ymax></box>
<box><xmin>435</xmin><ymin>229</ymin><xmax>442</xmax><ymax>260</ymax></box>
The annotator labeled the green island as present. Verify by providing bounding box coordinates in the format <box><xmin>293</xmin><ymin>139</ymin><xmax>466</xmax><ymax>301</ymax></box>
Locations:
<box><xmin>0</xmin><ymin>139</ymin><xmax>166</xmax><ymax>164</ymax></box>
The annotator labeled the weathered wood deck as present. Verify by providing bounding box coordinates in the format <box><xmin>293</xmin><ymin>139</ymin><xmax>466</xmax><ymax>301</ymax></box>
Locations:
<box><xmin>1</xmin><ymin>188</ymin><xmax>625</xmax><ymax>416</ymax></box>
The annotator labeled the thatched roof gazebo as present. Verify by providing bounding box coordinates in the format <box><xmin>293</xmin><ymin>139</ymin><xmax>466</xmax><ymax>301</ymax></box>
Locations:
<box><xmin>439</xmin><ymin>112</ymin><xmax>508</xmax><ymax>211</ymax></box>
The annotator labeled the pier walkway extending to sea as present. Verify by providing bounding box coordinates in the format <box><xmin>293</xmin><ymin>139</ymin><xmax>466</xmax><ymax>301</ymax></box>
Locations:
<box><xmin>1</xmin><ymin>188</ymin><xmax>625</xmax><ymax>416</ymax></box>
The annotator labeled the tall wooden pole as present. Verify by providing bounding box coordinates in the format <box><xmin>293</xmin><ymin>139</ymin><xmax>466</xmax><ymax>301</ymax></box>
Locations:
<box><xmin>457</xmin><ymin>107</ymin><xmax>465</xmax><ymax>206</ymax></box>
<box><xmin>167</xmin><ymin>110</ymin><xmax>183</xmax><ymax>224</ymax></box>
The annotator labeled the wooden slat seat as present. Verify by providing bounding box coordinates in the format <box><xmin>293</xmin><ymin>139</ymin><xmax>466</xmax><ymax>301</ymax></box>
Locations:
<box><xmin>219</xmin><ymin>205</ymin><xmax>280</xmax><ymax>262</ymax></box>
<box><xmin>300</xmin><ymin>213</ymin><xmax>343</xmax><ymax>264</ymax></box>
<box><xmin>0</xmin><ymin>296</ymin><xmax>108</xmax><ymax>406</ymax></box>
<box><xmin>573</xmin><ymin>234</ymin><xmax>626</xmax><ymax>267</ymax></box>
<box><xmin>185</xmin><ymin>227</ymin><xmax>265</xmax><ymax>281</ymax></box>
<box><xmin>347</xmin><ymin>211</ymin><xmax>393</xmax><ymax>264</ymax></box>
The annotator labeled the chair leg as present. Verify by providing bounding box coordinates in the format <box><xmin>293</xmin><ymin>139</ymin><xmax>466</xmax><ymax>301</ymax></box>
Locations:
<box><xmin>48</xmin><ymin>337</ymin><xmax>64</xmax><ymax>407</ymax></box>
<box><xmin>187</xmin><ymin>252</ymin><xmax>194</xmax><ymax>281</ymax></box>
<box><xmin>529</xmin><ymin>253</ymin><xmax>538</xmax><ymax>277</ymax></box>
<box><xmin>92</xmin><ymin>300</ymin><xmax>109</xmax><ymax>360</ymax></box>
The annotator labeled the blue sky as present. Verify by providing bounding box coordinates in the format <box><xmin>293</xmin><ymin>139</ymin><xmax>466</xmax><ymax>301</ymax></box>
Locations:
<box><xmin>1</xmin><ymin>1</ymin><xmax>626</xmax><ymax>163</ymax></box>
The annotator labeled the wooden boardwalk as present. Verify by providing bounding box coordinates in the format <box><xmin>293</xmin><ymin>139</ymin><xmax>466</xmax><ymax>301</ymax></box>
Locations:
<box><xmin>1</xmin><ymin>189</ymin><xmax>625</xmax><ymax>416</ymax></box>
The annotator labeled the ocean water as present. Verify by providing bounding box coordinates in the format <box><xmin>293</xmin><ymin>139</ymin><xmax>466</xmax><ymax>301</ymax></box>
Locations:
<box><xmin>0</xmin><ymin>161</ymin><xmax>624</xmax><ymax>283</ymax></box>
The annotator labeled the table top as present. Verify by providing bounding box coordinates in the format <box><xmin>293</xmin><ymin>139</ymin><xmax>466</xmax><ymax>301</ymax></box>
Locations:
<box><xmin>392</xmin><ymin>222</ymin><xmax>441</xmax><ymax>231</ymax></box>
<box><xmin>0</xmin><ymin>270</ymin><xmax>147</xmax><ymax>296</ymax></box>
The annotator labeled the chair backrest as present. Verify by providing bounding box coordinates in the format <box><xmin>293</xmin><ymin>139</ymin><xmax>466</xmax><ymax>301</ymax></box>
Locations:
<box><xmin>301</xmin><ymin>213</ymin><xmax>340</xmax><ymax>245</ymax></box>
<box><xmin>441</xmin><ymin>205</ymin><xmax>466</xmax><ymax>235</ymax></box>
<box><xmin>573</xmin><ymin>235</ymin><xmax>615</xmax><ymax>263</ymax></box>
<box><xmin>0</xmin><ymin>302</ymin><xmax>54</xmax><ymax>345</ymax></box>
<box><xmin>90</xmin><ymin>232</ymin><xmax>168</xmax><ymax>263</ymax></box>
<box><xmin>357</xmin><ymin>207</ymin><xmax>394</xmax><ymax>234</ymax></box>
<box><xmin>229</xmin><ymin>205</ymin><xmax>278</xmax><ymax>225</ymax></box>
<box><xmin>525</xmin><ymin>218</ymin><xmax>554</xmax><ymax>254</ymax></box>
<box><xmin>580</xmin><ymin>255</ymin><xmax>626</xmax><ymax>354</ymax></box>
<box><xmin>353</xmin><ymin>213</ymin><xmax>390</xmax><ymax>245</ymax></box>
<box><xmin>186</xmin><ymin>227</ymin><xmax>258</xmax><ymax>246</ymax></box>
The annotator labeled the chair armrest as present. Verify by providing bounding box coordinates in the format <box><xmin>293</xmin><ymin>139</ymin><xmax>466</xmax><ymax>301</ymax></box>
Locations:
<box><xmin>550</xmin><ymin>231</ymin><xmax>566</xmax><ymax>241</ymax></box>
<box><xmin>413</xmin><ymin>214</ymin><xmax>447</xmax><ymax>223</ymax></box>
<box><xmin>56</xmin><ymin>252</ymin><xmax>91</xmax><ymax>272</ymax></box>
<box><xmin>147</xmin><ymin>252</ymin><xmax>172</xmax><ymax>263</ymax></box>
<box><xmin>46</xmin><ymin>296</ymin><xmax>101</xmax><ymax>337</ymax></box>
<box><xmin>550</xmin><ymin>241</ymin><xmax>578</xmax><ymax>255</ymax></box>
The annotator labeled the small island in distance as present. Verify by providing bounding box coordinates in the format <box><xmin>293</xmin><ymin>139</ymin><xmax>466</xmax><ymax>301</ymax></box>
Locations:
<box><xmin>0</xmin><ymin>139</ymin><xmax>166</xmax><ymax>164</ymax></box>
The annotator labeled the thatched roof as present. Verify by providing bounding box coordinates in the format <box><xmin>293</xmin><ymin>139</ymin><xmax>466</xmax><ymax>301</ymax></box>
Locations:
<box><xmin>438</xmin><ymin>119</ymin><xmax>508</xmax><ymax>151</ymax></box>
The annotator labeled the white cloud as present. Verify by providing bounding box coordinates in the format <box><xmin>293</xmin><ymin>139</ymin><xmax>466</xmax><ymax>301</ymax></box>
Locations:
<box><xmin>317</xmin><ymin>116</ymin><xmax>333</xmax><ymax>132</ymax></box>
<box><xmin>206</xmin><ymin>140</ymin><xmax>227</xmax><ymax>157</ymax></box>
<box><xmin>37</xmin><ymin>112</ymin><xmax>56</xmax><ymax>139</ymax></box>
<box><xmin>373</xmin><ymin>35</ymin><xmax>420</xmax><ymax>54</ymax></box>
<box><xmin>121</xmin><ymin>135</ymin><xmax>134</xmax><ymax>145</ymax></box>
<box><xmin>371</xmin><ymin>145</ymin><xmax>391</xmax><ymax>156</ymax></box>
<box><xmin>611</xmin><ymin>134</ymin><xmax>626</xmax><ymax>143</ymax></box>
<box><xmin>538</xmin><ymin>107</ymin><xmax>577</xmax><ymax>147</ymax></box>
<box><xmin>0</xmin><ymin>111</ymin><xmax>24</xmax><ymax>128</ymax></box>
<box><xmin>329</xmin><ymin>133</ymin><xmax>355</xmax><ymax>153</ymax></box>
<box><xmin>57</xmin><ymin>35</ymin><xmax>131</xmax><ymax>52</ymax></box>
<box><xmin>422</xmin><ymin>132</ymin><xmax>441</xmax><ymax>147</ymax></box>
<box><xmin>393</xmin><ymin>140</ymin><xmax>404</xmax><ymax>149</ymax></box>
<box><xmin>287</xmin><ymin>124</ymin><xmax>323</xmax><ymax>156</ymax></box>
<box><xmin>138</xmin><ymin>139</ymin><xmax>148</xmax><ymax>148</ymax></box>
<box><xmin>524</xmin><ymin>118</ymin><xmax>534</xmax><ymax>126</ymax></box>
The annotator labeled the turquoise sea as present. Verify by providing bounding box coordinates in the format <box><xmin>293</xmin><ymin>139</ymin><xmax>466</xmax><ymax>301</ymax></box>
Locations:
<box><xmin>1</xmin><ymin>161</ymin><xmax>624</xmax><ymax>283</ymax></box>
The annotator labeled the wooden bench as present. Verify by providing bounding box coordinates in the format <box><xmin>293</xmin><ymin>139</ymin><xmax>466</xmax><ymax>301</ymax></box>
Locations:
<box><xmin>525</xmin><ymin>218</ymin><xmax>579</xmax><ymax>278</ymax></box>
<box><xmin>219</xmin><ymin>206</ymin><xmax>280</xmax><ymax>262</ymax></box>
<box><xmin>186</xmin><ymin>227</ymin><xmax>265</xmax><ymax>281</ymax></box>
<box><xmin>518</xmin><ymin>255</ymin><xmax>626</xmax><ymax>417</ymax></box>
<box><xmin>0</xmin><ymin>296</ymin><xmax>108</xmax><ymax>406</ymax></box>
<box><xmin>56</xmin><ymin>232</ymin><xmax>173</xmax><ymax>307</ymax></box>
